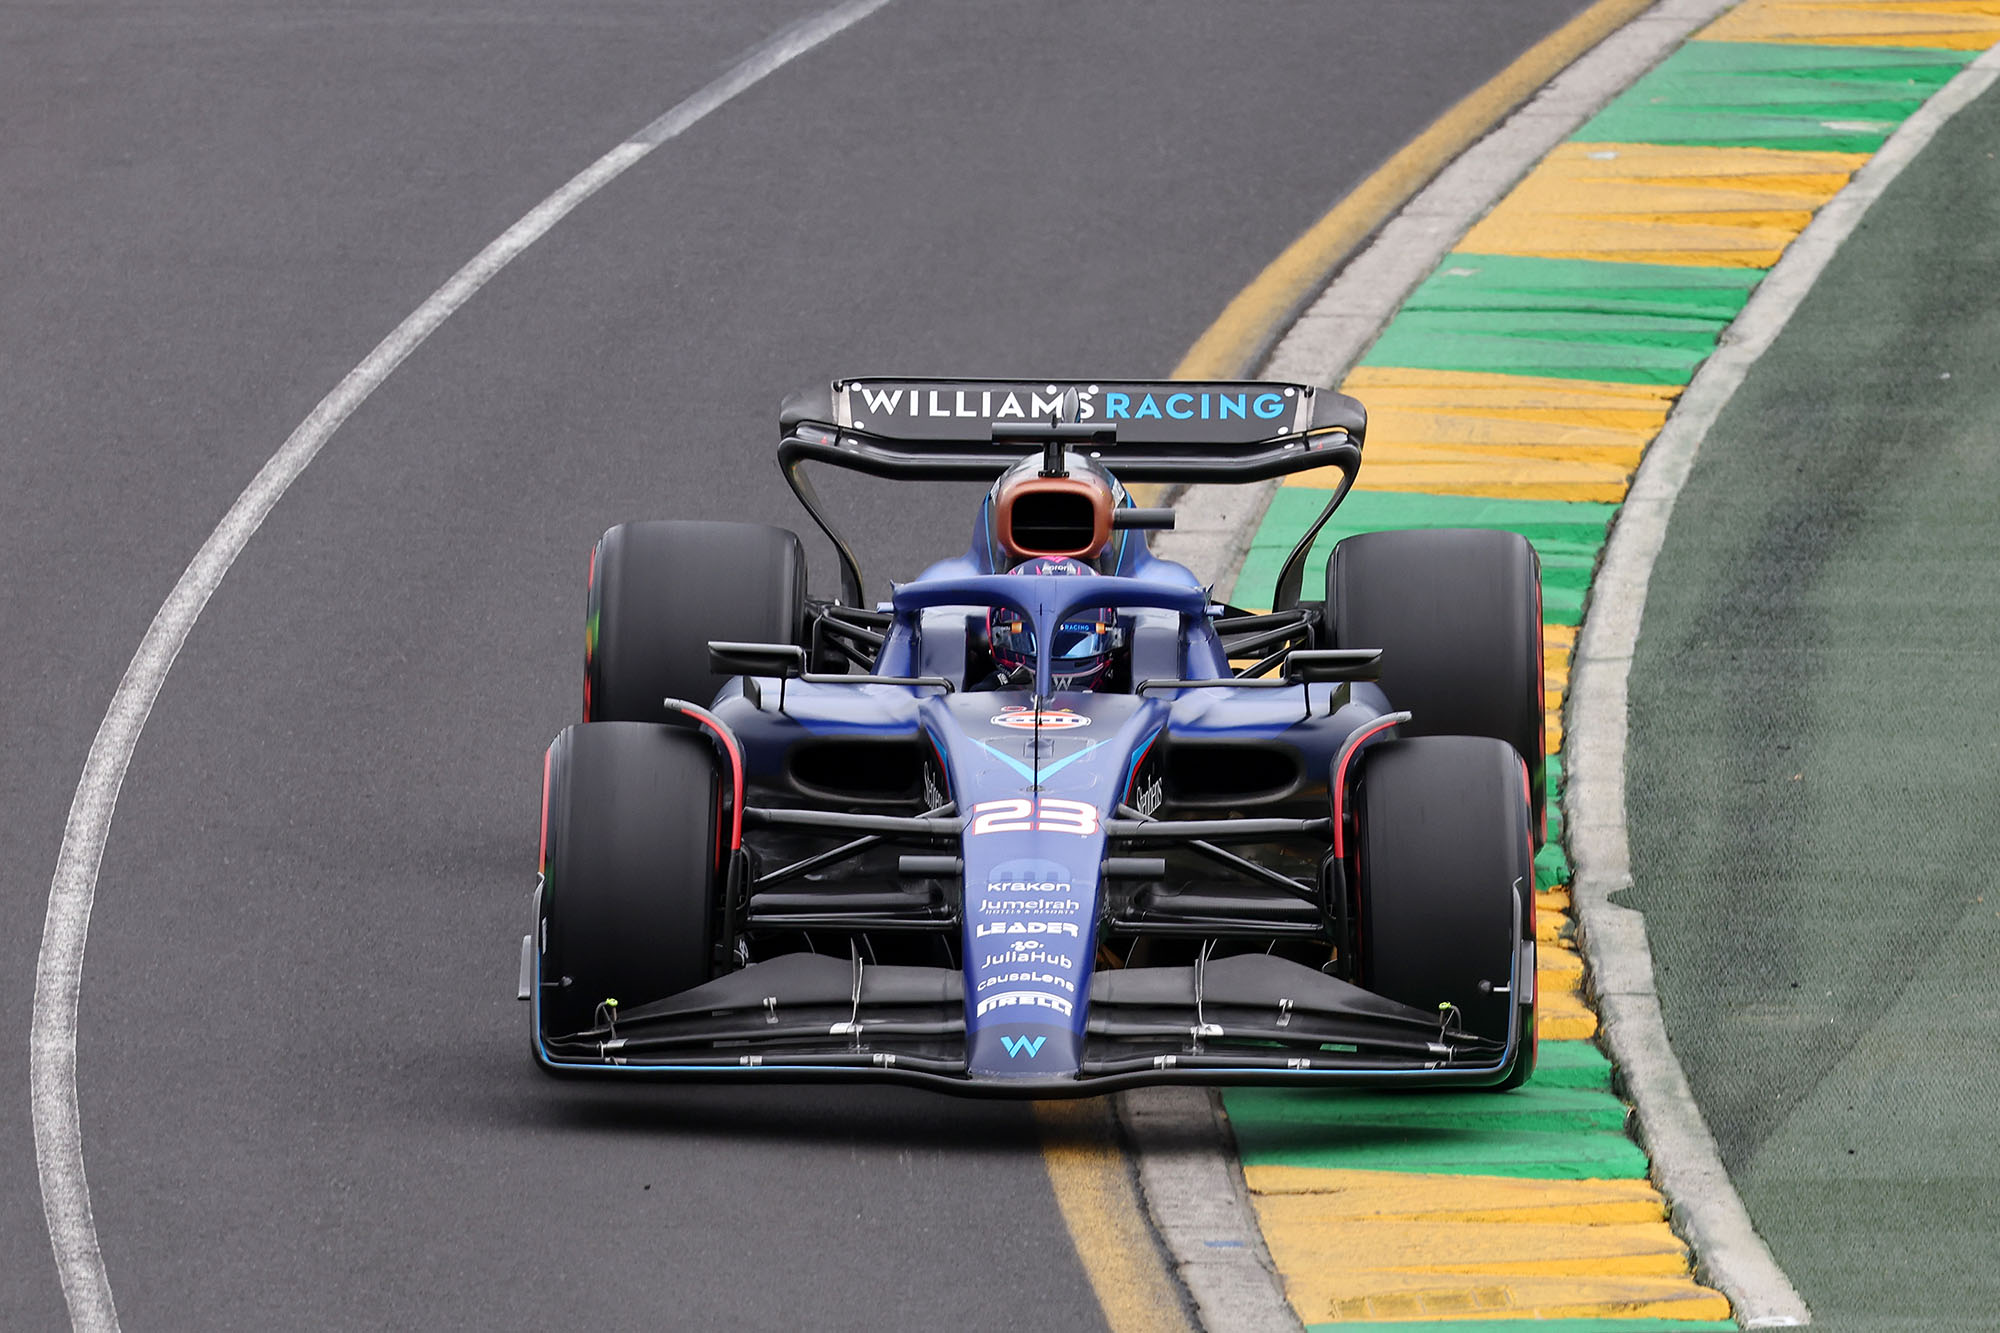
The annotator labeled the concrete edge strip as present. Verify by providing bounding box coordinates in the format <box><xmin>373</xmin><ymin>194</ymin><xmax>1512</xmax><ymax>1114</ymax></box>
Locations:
<box><xmin>1118</xmin><ymin>1087</ymin><xmax>1297</xmax><ymax>1332</ymax></box>
<box><xmin>1566</xmin><ymin>40</ymin><xmax>2000</xmax><ymax>1331</ymax></box>
<box><xmin>26</xmin><ymin>6</ymin><xmax>895</xmax><ymax>1329</ymax></box>
<box><xmin>1126</xmin><ymin>3</ymin><xmax>1740</xmax><ymax>1329</ymax></box>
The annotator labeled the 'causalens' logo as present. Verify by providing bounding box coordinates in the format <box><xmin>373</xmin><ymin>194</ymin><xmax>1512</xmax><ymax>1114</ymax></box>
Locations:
<box><xmin>1000</xmin><ymin>1034</ymin><xmax>1047</xmax><ymax>1059</ymax></box>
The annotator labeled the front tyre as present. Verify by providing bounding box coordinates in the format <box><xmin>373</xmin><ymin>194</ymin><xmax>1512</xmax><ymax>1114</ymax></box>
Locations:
<box><xmin>534</xmin><ymin>721</ymin><xmax>721</xmax><ymax>1044</ymax></box>
<box><xmin>1354</xmin><ymin>735</ymin><xmax>1536</xmax><ymax>1089</ymax></box>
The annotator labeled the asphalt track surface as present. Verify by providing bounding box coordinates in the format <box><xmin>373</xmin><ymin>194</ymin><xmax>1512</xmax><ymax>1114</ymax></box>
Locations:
<box><xmin>1628</xmin><ymin>74</ymin><xmax>2000</xmax><ymax>1333</ymax></box>
<box><xmin>0</xmin><ymin>2</ymin><xmax>1601</xmax><ymax>1327</ymax></box>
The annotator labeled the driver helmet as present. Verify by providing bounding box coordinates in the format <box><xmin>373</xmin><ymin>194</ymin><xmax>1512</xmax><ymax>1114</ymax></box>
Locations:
<box><xmin>989</xmin><ymin>557</ymin><xmax>1116</xmax><ymax>691</ymax></box>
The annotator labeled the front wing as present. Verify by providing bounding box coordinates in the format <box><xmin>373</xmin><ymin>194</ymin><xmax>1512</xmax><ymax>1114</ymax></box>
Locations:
<box><xmin>531</xmin><ymin>945</ymin><xmax>1530</xmax><ymax>1096</ymax></box>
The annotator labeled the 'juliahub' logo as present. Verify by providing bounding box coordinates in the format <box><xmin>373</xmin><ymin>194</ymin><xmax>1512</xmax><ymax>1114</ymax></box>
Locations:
<box><xmin>989</xmin><ymin>707</ymin><xmax>1090</xmax><ymax>731</ymax></box>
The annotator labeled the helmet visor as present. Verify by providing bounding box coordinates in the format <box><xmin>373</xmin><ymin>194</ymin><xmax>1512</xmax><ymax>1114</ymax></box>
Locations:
<box><xmin>1052</xmin><ymin>620</ymin><xmax>1110</xmax><ymax>662</ymax></box>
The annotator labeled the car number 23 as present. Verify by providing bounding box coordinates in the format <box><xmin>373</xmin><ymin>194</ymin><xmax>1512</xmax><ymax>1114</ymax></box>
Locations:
<box><xmin>968</xmin><ymin>798</ymin><xmax>1100</xmax><ymax>837</ymax></box>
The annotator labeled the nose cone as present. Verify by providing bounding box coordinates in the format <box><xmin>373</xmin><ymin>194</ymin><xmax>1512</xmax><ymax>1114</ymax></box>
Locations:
<box><xmin>963</xmin><ymin>854</ymin><xmax>1099</xmax><ymax>1080</ymax></box>
<box><xmin>926</xmin><ymin>690</ymin><xmax>1158</xmax><ymax>1081</ymax></box>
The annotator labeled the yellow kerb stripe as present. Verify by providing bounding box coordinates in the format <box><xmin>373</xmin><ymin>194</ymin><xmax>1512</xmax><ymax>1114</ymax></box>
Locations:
<box><xmin>1541</xmin><ymin>951</ymin><xmax>1598</xmax><ymax>1040</ymax></box>
<box><xmin>1537</xmin><ymin>888</ymin><xmax>1574</xmax><ymax>942</ymax></box>
<box><xmin>1547</xmin><ymin>621</ymin><xmax>1574</xmax><ymax>724</ymax></box>
<box><xmin>1245</xmin><ymin>1168</ymin><xmax>1732</xmax><ymax>1323</ymax></box>
<box><xmin>1458</xmin><ymin>142</ymin><xmax>1869</xmax><ymax>268</ymax></box>
<box><xmin>1285</xmin><ymin>371</ymin><xmax>1680</xmax><ymax>502</ymax></box>
<box><xmin>1697</xmin><ymin>0</ymin><xmax>2000</xmax><ymax>49</ymax></box>
<box><xmin>1245</xmin><ymin>1166</ymin><xmax>1666</xmax><ymax>1221</ymax></box>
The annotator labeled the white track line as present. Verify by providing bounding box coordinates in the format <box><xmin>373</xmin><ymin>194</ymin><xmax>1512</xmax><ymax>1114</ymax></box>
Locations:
<box><xmin>1569</xmin><ymin>41</ymin><xmax>2000</xmax><ymax>1330</ymax></box>
<box><xmin>28</xmin><ymin>5</ymin><xmax>891</xmax><ymax>1327</ymax></box>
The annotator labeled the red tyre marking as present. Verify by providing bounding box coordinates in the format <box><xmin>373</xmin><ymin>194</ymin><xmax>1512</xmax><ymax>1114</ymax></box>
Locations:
<box><xmin>1332</xmin><ymin>716</ymin><xmax>1403</xmax><ymax>985</ymax></box>
<box><xmin>1329</xmin><ymin>715</ymin><xmax>1404</xmax><ymax>859</ymax></box>
<box><xmin>668</xmin><ymin>701</ymin><xmax>746</xmax><ymax>853</ymax></box>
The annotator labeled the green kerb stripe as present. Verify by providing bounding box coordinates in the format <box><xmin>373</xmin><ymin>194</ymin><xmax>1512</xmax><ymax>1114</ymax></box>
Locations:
<box><xmin>1399</xmin><ymin>253</ymin><xmax>1762</xmax><ymax>319</ymax></box>
<box><xmin>1538</xmin><ymin>839</ymin><xmax>1571</xmax><ymax>894</ymax></box>
<box><xmin>1362</xmin><ymin>312</ymin><xmax>1720</xmax><ymax>385</ymax></box>
<box><xmin>1508</xmin><ymin>1035</ymin><xmax>1601</xmax><ymax>1089</ymax></box>
<box><xmin>1578</xmin><ymin>40</ymin><xmax>1971</xmax><ymax>152</ymax></box>
<box><xmin>1224</xmin><ymin>1042</ymin><xmax>1647</xmax><ymax>1179</ymax></box>
<box><xmin>1360</xmin><ymin>253</ymin><xmax>1760</xmax><ymax>383</ymax></box>
<box><xmin>1545</xmin><ymin>752</ymin><xmax>1565</xmax><ymax>839</ymax></box>
<box><xmin>1540</xmin><ymin>758</ymin><xmax>1570</xmax><ymax>892</ymax></box>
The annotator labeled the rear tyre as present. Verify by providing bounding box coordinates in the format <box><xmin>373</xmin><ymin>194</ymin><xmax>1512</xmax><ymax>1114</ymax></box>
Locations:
<box><xmin>1354</xmin><ymin>735</ymin><xmax>1536</xmax><ymax>1089</ymax></box>
<box><xmin>1327</xmin><ymin>527</ymin><xmax>1545</xmax><ymax>833</ymax></box>
<box><xmin>586</xmin><ymin>520</ymin><xmax>808</xmax><ymax>721</ymax></box>
<box><xmin>535</xmin><ymin>722</ymin><xmax>720</xmax><ymax>1041</ymax></box>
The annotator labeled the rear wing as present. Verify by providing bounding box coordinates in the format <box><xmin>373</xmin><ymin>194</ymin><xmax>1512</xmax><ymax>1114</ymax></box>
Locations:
<box><xmin>777</xmin><ymin>378</ymin><xmax>1366</xmax><ymax>605</ymax></box>
<box><xmin>780</xmin><ymin>377</ymin><xmax>1364</xmax><ymax>467</ymax></box>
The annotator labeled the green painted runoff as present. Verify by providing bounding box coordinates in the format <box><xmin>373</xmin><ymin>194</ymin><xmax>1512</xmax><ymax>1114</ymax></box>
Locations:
<box><xmin>1625</xmin><ymin>72</ymin><xmax>2000</xmax><ymax>1333</ymax></box>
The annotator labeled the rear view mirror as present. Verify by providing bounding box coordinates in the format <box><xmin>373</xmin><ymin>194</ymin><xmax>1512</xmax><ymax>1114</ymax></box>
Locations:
<box><xmin>708</xmin><ymin>641</ymin><xmax>807</xmax><ymax>678</ymax></box>
<box><xmin>1283</xmin><ymin>648</ymin><xmax>1382</xmax><ymax>683</ymax></box>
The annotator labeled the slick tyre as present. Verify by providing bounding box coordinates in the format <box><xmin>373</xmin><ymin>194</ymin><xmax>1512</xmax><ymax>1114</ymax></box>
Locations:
<box><xmin>535</xmin><ymin>722</ymin><xmax>720</xmax><ymax>1042</ymax></box>
<box><xmin>1354</xmin><ymin>735</ymin><xmax>1536</xmax><ymax>1089</ymax></box>
<box><xmin>1327</xmin><ymin>527</ymin><xmax>1545</xmax><ymax>833</ymax></box>
<box><xmin>586</xmin><ymin>520</ymin><xmax>808</xmax><ymax>722</ymax></box>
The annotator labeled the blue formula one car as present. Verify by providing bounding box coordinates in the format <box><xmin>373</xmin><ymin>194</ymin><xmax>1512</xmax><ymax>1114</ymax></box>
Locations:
<box><xmin>523</xmin><ymin>378</ymin><xmax>1546</xmax><ymax>1094</ymax></box>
